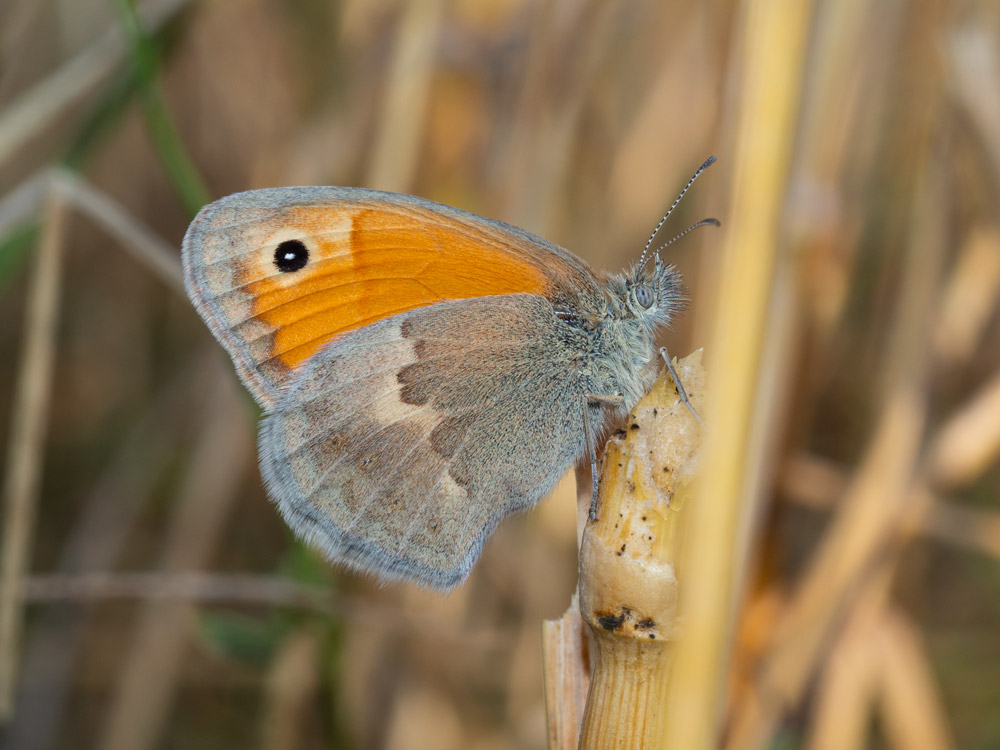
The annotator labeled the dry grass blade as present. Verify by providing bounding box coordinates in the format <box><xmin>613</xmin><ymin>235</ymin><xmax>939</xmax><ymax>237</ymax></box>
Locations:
<box><xmin>541</xmin><ymin>466</ymin><xmax>597</xmax><ymax>749</ymax></box>
<box><xmin>259</xmin><ymin>629</ymin><xmax>323</xmax><ymax>750</ymax></box>
<box><xmin>0</xmin><ymin>0</ymin><xmax>193</xmax><ymax>168</ymax></box>
<box><xmin>0</xmin><ymin>170</ymin><xmax>183</xmax><ymax>295</ymax></box>
<box><xmin>877</xmin><ymin>609</ymin><xmax>955</xmax><ymax>750</ymax></box>
<box><xmin>932</xmin><ymin>228</ymin><xmax>1000</xmax><ymax>364</ymax></box>
<box><xmin>805</xmin><ymin>607</ymin><xmax>880</xmax><ymax>750</ymax></box>
<box><xmin>0</xmin><ymin>192</ymin><xmax>66</xmax><ymax>721</ymax></box>
<box><xmin>541</xmin><ymin>594</ymin><xmax>590</xmax><ymax>750</ymax></box>
<box><xmin>781</xmin><ymin>454</ymin><xmax>1000</xmax><ymax>562</ymax></box>
<box><xmin>52</xmin><ymin>170</ymin><xmax>184</xmax><ymax>295</ymax></box>
<box><xmin>728</xmin><ymin>395</ymin><xmax>926</xmax><ymax>749</ymax></box>
<box><xmin>0</xmin><ymin>363</ymin><xmax>204</xmax><ymax>747</ymax></box>
<box><xmin>727</xmin><ymin>82</ymin><xmax>950</xmax><ymax>745</ymax></box>
<box><xmin>366</xmin><ymin>0</ymin><xmax>447</xmax><ymax>192</ymax></box>
<box><xmin>929</xmin><ymin>368</ymin><xmax>1000</xmax><ymax>489</ymax></box>
<box><xmin>13</xmin><ymin>571</ymin><xmax>509</xmax><ymax>649</ymax></box>
<box><xmin>0</xmin><ymin>170</ymin><xmax>50</xmax><ymax>236</ymax></box>
<box><xmin>663</xmin><ymin>0</ymin><xmax>813</xmax><ymax>746</ymax></box>
<box><xmin>98</xmin><ymin>372</ymin><xmax>253</xmax><ymax>750</ymax></box>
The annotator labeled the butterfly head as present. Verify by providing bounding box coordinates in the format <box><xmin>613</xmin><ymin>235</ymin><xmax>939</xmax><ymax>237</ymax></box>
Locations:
<box><xmin>622</xmin><ymin>255</ymin><xmax>684</xmax><ymax>332</ymax></box>
<box><xmin>617</xmin><ymin>154</ymin><xmax>717</xmax><ymax>334</ymax></box>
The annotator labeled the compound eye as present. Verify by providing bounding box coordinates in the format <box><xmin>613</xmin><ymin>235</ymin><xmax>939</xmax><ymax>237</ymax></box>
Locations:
<box><xmin>634</xmin><ymin>284</ymin><xmax>654</xmax><ymax>308</ymax></box>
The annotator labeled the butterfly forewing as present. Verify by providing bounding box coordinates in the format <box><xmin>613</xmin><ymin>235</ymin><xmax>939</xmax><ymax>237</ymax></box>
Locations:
<box><xmin>182</xmin><ymin>187</ymin><xmax>601</xmax><ymax>408</ymax></box>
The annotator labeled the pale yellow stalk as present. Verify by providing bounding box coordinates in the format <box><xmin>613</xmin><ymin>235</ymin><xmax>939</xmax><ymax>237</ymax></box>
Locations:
<box><xmin>575</xmin><ymin>352</ymin><xmax>705</xmax><ymax>750</ymax></box>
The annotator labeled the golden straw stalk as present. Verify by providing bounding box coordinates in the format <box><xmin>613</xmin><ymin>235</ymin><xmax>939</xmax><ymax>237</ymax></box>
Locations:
<box><xmin>575</xmin><ymin>351</ymin><xmax>705</xmax><ymax>750</ymax></box>
<box><xmin>663</xmin><ymin>0</ymin><xmax>812</xmax><ymax>746</ymax></box>
<box><xmin>0</xmin><ymin>191</ymin><xmax>66</xmax><ymax>720</ymax></box>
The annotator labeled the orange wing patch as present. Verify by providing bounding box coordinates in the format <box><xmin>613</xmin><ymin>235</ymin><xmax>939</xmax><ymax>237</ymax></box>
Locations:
<box><xmin>183</xmin><ymin>187</ymin><xmax>589</xmax><ymax>408</ymax></box>
<box><xmin>239</xmin><ymin>203</ymin><xmax>552</xmax><ymax>373</ymax></box>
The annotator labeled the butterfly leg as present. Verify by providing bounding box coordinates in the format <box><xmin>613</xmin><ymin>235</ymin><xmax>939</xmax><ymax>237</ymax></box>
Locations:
<box><xmin>583</xmin><ymin>393</ymin><xmax>625</xmax><ymax>521</ymax></box>
<box><xmin>659</xmin><ymin>346</ymin><xmax>703</xmax><ymax>426</ymax></box>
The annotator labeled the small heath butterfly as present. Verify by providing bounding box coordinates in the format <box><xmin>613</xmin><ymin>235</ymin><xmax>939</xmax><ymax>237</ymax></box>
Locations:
<box><xmin>182</xmin><ymin>157</ymin><xmax>716</xmax><ymax>589</ymax></box>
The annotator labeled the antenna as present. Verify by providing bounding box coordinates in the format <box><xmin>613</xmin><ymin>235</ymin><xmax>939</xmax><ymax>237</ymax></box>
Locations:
<box><xmin>636</xmin><ymin>155</ymin><xmax>718</xmax><ymax>270</ymax></box>
<box><xmin>645</xmin><ymin>218</ymin><xmax>721</xmax><ymax>263</ymax></box>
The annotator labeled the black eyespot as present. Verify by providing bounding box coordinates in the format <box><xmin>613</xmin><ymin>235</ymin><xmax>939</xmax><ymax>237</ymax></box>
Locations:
<box><xmin>274</xmin><ymin>239</ymin><xmax>309</xmax><ymax>272</ymax></box>
<box><xmin>635</xmin><ymin>284</ymin><xmax>654</xmax><ymax>308</ymax></box>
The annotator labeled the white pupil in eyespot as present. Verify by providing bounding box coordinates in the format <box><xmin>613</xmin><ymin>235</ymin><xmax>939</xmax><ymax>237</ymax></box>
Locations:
<box><xmin>635</xmin><ymin>285</ymin><xmax>654</xmax><ymax>308</ymax></box>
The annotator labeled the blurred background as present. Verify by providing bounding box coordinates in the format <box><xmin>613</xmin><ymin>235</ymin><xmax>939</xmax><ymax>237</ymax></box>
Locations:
<box><xmin>1</xmin><ymin>0</ymin><xmax>999</xmax><ymax>748</ymax></box>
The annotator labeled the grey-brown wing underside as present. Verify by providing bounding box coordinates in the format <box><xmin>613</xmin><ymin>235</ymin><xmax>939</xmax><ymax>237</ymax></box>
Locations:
<box><xmin>258</xmin><ymin>294</ymin><xmax>589</xmax><ymax>589</ymax></box>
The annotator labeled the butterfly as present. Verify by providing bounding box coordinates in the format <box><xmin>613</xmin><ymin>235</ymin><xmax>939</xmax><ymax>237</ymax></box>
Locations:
<box><xmin>181</xmin><ymin>157</ymin><xmax>716</xmax><ymax>590</ymax></box>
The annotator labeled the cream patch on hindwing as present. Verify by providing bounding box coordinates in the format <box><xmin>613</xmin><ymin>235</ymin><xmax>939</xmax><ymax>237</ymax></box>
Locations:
<box><xmin>279</xmin><ymin>319</ymin><xmax>443</xmax><ymax>479</ymax></box>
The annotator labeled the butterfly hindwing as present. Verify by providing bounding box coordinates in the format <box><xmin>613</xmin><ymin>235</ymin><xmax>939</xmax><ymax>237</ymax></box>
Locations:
<box><xmin>258</xmin><ymin>294</ymin><xmax>589</xmax><ymax>589</ymax></box>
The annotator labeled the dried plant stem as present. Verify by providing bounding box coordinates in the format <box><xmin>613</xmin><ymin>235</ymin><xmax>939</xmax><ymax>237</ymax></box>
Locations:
<box><xmin>0</xmin><ymin>193</ymin><xmax>66</xmax><ymax>721</ymax></box>
<box><xmin>14</xmin><ymin>571</ymin><xmax>508</xmax><ymax>649</ymax></box>
<box><xmin>805</xmin><ymin>603</ymin><xmax>881</xmax><ymax>750</ymax></box>
<box><xmin>541</xmin><ymin>594</ymin><xmax>590</xmax><ymax>750</ymax></box>
<box><xmin>99</xmin><ymin>374</ymin><xmax>252</xmax><ymax>750</ymax></box>
<box><xmin>803</xmin><ymin>585</ymin><xmax>954</xmax><ymax>750</ymax></box>
<box><xmin>877</xmin><ymin>609</ymin><xmax>955</xmax><ymax>750</ymax></box>
<box><xmin>782</xmin><ymin>453</ymin><xmax>1000</xmax><ymax>562</ymax></box>
<box><xmin>109</xmin><ymin>0</ymin><xmax>210</xmax><ymax>214</ymax></box>
<box><xmin>366</xmin><ymin>0</ymin><xmax>446</xmax><ymax>192</ymax></box>
<box><xmin>0</xmin><ymin>170</ymin><xmax>183</xmax><ymax>295</ymax></box>
<box><xmin>729</xmin><ymin>103</ymin><xmax>950</xmax><ymax>749</ymax></box>
<box><xmin>51</xmin><ymin>170</ymin><xmax>185</xmax><ymax>295</ymax></box>
<box><xmin>664</xmin><ymin>0</ymin><xmax>812</xmax><ymax>746</ymax></box>
<box><xmin>929</xmin><ymin>367</ymin><xmax>1000</xmax><ymax>488</ymax></box>
<box><xmin>802</xmin><ymin>582</ymin><xmax>955</xmax><ymax>750</ymax></box>
<box><xmin>0</xmin><ymin>0</ymin><xmax>192</xmax><ymax>169</ymax></box>
<box><xmin>575</xmin><ymin>352</ymin><xmax>705</xmax><ymax>750</ymax></box>
<box><xmin>260</xmin><ymin>629</ymin><xmax>323</xmax><ymax>750</ymax></box>
<box><xmin>933</xmin><ymin>228</ymin><xmax>1000</xmax><ymax>363</ymax></box>
<box><xmin>0</xmin><ymin>170</ymin><xmax>50</xmax><ymax>236</ymax></box>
